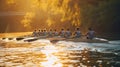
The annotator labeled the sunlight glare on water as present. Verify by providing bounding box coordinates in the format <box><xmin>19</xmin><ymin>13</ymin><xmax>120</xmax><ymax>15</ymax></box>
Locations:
<box><xmin>41</xmin><ymin>45</ymin><xmax>63</xmax><ymax>67</ymax></box>
<box><xmin>0</xmin><ymin>33</ymin><xmax>120</xmax><ymax>67</ymax></box>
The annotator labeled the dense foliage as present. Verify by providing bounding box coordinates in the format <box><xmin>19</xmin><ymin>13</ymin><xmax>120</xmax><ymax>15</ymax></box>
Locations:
<box><xmin>0</xmin><ymin>0</ymin><xmax>120</xmax><ymax>34</ymax></box>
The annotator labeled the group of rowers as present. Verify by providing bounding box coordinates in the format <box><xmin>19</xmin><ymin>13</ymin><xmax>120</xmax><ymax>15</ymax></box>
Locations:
<box><xmin>32</xmin><ymin>28</ymin><xmax>95</xmax><ymax>39</ymax></box>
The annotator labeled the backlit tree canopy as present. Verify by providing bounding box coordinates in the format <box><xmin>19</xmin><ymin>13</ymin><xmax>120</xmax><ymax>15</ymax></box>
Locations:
<box><xmin>0</xmin><ymin>0</ymin><xmax>120</xmax><ymax>33</ymax></box>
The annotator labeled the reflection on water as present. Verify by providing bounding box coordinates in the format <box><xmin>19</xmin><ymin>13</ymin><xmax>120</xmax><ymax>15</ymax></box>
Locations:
<box><xmin>0</xmin><ymin>37</ymin><xmax>120</xmax><ymax>67</ymax></box>
<box><xmin>41</xmin><ymin>45</ymin><xmax>62</xmax><ymax>67</ymax></box>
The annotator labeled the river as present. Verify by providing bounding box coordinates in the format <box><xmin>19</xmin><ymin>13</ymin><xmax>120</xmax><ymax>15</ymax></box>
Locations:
<box><xmin>0</xmin><ymin>33</ymin><xmax>120</xmax><ymax>67</ymax></box>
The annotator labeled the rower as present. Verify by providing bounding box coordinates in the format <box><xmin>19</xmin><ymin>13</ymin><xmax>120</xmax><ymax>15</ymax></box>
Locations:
<box><xmin>53</xmin><ymin>29</ymin><xmax>58</xmax><ymax>36</ymax></box>
<box><xmin>74</xmin><ymin>28</ymin><xmax>81</xmax><ymax>38</ymax></box>
<box><xmin>65</xmin><ymin>29</ymin><xmax>72</xmax><ymax>38</ymax></box>
<box><xmin>48</xmin><ymin>29</ymin><xmax>53</xmax><ymax>37</ymax></box>
<box><xmin>38</xmin><ymin>30</ymin><xmax>41</xmax><ymax>36</ymax></box>
<box><xmin>86</xmin><ymin>28</ymin><xmax>95</xmax><ymax>39</ymax></box>
<box><xmin>32</xmin><ymin>30</ymin><xmax>37</xmax><ymax>37</ymax></box>
<box><xmin>41</xmin><ymin>30</ymin><xmax>44</xmax><ymax>36</ymax></box>
<box><xmin>43</xmin><ymin>30</ymin><xmax>47</xmax><ymax>36</ymax></box>
<box><xmin>59</xmin><ymin>29</ymin><xmax>65</xmax><ymax>37</ymax></box>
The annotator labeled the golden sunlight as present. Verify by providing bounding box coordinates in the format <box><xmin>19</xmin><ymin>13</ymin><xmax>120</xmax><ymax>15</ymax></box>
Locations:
<box><xmin>46</xmin><ymin>18</ymin><xmax>55</xmax><ymax>27</ymax></box>
<box><xmin>21</xmin><ymin>12</ymin><xmax>35</xmax><ymax>29</ymax></box>
<box><xmin>41</xmin><ymin>45</ymin><xmax>62</xmax><ymax>67</ymax></box>
<box><xmin>23</xmin><ymin>0</ymin><xmax>81</xmax><ymax>28</ymax></box>
<box><xmin>6</xmin><ymin>0</ymin><xmax>15</xmax><ymax>4</ymax></box>
<box><xmin>4</xmin><ymin>0</ymin><xmax>82</xmax><ymax>30</ymax></box>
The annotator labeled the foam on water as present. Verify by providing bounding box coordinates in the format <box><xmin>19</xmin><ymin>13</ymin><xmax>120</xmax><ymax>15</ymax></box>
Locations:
<box><xmin>0</xmin><ymin>38</ymin><xmax>120</xmax><ymax>67</ymax></box>
<box><xmin>0</xmin><ymin>37</ymin><xmax>120</xmax><ymax>53</ymax></box>
<box><xmin>32</xmin><ymin>39</ymin><xmax>51</xmax><ymax>44</ymax></box>
<box><xmin>55</xmin><ymin>40</ymin><xmax>120</xmax><ymax>52</ymax></box>
<box><xmin>109</xmin><ymin>40</ymin><xmax>120</xmax><ymax>45</ymax></box>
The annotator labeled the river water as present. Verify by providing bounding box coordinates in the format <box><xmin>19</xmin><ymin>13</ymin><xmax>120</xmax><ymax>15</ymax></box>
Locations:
<box><xmin>0</xmin><ymin>36</ymin><xmax>120</xmax><ymax>67</ymax></box>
